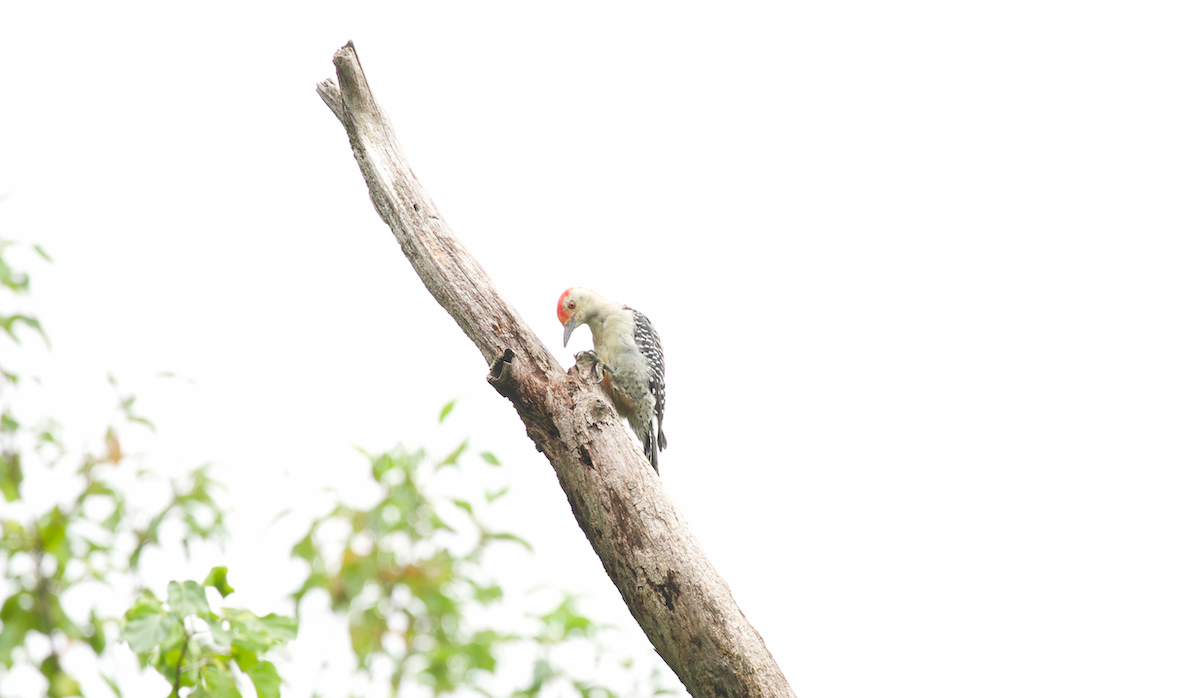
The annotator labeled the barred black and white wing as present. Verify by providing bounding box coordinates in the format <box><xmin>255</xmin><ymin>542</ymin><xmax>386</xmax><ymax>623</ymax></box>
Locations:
<box><xmin>631</xmin><ymin>309</ymin><xmax>667</xmax><ymax>456</ymax></box>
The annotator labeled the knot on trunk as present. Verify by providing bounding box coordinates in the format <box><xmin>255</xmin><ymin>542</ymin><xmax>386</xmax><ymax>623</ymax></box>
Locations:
<box><xmin>487</xmin><ymin>348</ymin><xmax>519</xmax><ymax>400</ymax></box>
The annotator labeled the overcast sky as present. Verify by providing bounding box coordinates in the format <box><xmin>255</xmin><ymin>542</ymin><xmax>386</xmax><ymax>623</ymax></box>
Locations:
<box><xmin>2</xmin><ymin>2</ymin><xmax>1198</xmax><ymax>697</ymax></box>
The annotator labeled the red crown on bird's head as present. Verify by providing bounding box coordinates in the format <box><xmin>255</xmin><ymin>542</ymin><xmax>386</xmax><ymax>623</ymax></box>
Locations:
<box><xmin>556</xmin><ymin>288</ymin><xmax>576</xmax><ymax>325</ymax></box>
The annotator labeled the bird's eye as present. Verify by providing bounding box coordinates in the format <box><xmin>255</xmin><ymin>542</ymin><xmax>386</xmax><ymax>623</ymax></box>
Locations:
<box><xmin>568</xmin><ymin>301</ymin><xmax>576</xmax><ymax>310</ymax></box>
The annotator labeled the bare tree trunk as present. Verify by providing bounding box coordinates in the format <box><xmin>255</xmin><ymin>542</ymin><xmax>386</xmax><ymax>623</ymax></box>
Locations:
<box><xmin>318</xmin><ymin>41</ymin><xmax>796</xmax><ymax>698</ymax></box>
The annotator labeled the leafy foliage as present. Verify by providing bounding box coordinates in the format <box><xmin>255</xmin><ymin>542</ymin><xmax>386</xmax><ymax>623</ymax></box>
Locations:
<box><xmin>1</xmin><ymin>236</ymin><xmax>673</xmax><ymax>697</ymax></box>
<box><xmin>122</xmin><ymin>568</ymin><xmax>297</xmax><ymax>698</ymax></box>
<box><xmin>0</xmin><ymin>239</ymin><xmax>48</xmax><ymax>351</ymax></box>
<box><xmin>0</xmin><ymin>422</ymin><xmax>228</xmax><ymax>695</ymax></box>
<box><xmin>0</xmin><ymin>237</ymin><xmax>50</xmax><ymax>502</ymax></box>
<box><xmin>0</xmin><ymin>237</ymin><xmax>228</xmax><ymax>696</ymax></box>
<box><xmin>291</xmin><ymin>441</ymin><xmax>513</xmax><ymax>695</ymax></box>
<box><xmin>291</xmin><ymin>416</ymin><xmax>676</xmax><ymax>697</ymax></box>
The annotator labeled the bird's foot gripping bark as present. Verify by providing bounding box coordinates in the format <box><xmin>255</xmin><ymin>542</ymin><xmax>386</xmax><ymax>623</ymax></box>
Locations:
<box><xmin>573</xmin><ymin>350</ymin><xmax>612</xmax><ymax>384</ymax></box>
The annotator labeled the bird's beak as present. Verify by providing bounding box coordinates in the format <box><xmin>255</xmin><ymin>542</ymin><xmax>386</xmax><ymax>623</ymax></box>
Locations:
<box><xmin>563</xmin><ymin>316</ymin><xmax>578</xmax><ymax>347</ymax></box>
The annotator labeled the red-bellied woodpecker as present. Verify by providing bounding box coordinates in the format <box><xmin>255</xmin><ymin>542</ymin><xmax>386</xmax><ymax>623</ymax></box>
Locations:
<box><xmin>557</xmin><ymin>287</ymin><xmax>667</xmax><ymax>473</ymax></box>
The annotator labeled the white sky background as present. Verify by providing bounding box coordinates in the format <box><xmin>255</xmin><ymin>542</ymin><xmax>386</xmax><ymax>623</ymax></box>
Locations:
<box><xmin>2</xmin><ymin>2</ymin><xmax>1199</xmax><ymax>696</ymax></box>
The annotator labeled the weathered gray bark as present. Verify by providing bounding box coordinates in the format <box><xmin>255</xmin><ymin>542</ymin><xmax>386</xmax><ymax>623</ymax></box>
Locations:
<box><xmin>319</xmin><ymin>41</ymin><xmax>796</xmax><ymax>698</ymax></box>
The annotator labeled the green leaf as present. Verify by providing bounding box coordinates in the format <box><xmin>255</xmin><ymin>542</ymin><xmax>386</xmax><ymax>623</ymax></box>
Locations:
<box><xmin>463</xmin><ymin>629</ymin><xmax>501</xmax><ymax>672</ymax></box>
<box><xmin>470</xmin><ymin>581</ymin><xmax>503</xmax><ymax>605</ymax></box>
<box><xmin>0</xmin><ymin>594</ymin><xmax>34</xmax><ymax>664</ymax></box>
<box><xmin>122</xmin><ymin>614</ymin><xmax>173</xmax><ymax>653</ymax></box>
<box><xmin>101</xmin><ymin>673</ymin><xmax>124</xmax><ymax>698</ymax></box>
<box><xmin>0</xmin><ymin>314</ymin><xmax>48</xmax><ymax>345</ymax></box>
<box><xmin>438</xmin><ymin>439</ymin><xmax>468</xmax><ymax>468</ymax></box>
<box><xmin>451</xmin><ymin>499</ymin><xmax>474</xmax><ymax>516</ymax></box>
<box><xmin>50</xmin><ymin>597</ymin><xmax>85</xmax><ymax>642</ymax></box>
<box><xmin>33</xmin><ymin>244</ymin><xmax>52</xmax><ymax>261</ymax></box>
<box><xmin>259</xmin><ymin>614</ymin><xmax>298</xmax><ymax>642</ymax></box>
<box><xmin>124</xmin><ymin>591</ymin><xmax>163</xmax><ymax>619</ymax></box>
<box><xmin>484</xmin><ymin>486</ymin><xmax>510</xmax><ymax>503</ymax></box>
<box><xmin>203</xmin><ymin>567</ymin><xmax>236</xmax><ymax>598</ymax></box>
<box><xmin>167</xmin><ymin>580</ymin><xmax>211</xmax><ymax>617</ymax></box>
<box><xmin>348</xmin><ymin>607</ymin><xmax>387</xmax><ymax>663</ymax></box>
<box><xmin>484</xmin><ymin>531</ymin><xmax>533</xmax><ymax>551</ymax></box>
<box><xmin>209</xmin><ymin>619</ymin><xmax>234</xmax><ymax>648</ymax></box>
<box><xmin>47</xmin><ymin>676</ymin><xmax>82</xmax><ymax>695</ymax></box>
<box><xmin>370</xmin><ymin>452</ymin><xmax>393</xmax><ymax>482</ymax></box>
<box><xmin>479</xmin><ymin>451</ymin><xmax>501</xmax><ymax>466</ymax></box>
<box><xmin>536</xmin><ymin>595</ymin><xmax>601</xmax><ymax>643</ymax></box>
<box><xmin>41</xmin><ymin>655</ymin><xmax>82</xmax><ymax>698</ymax></box>
<box><xmin>290</xmin><ymin>530</ymin><xmax>317</xmax><ymax>562</ymax></box>
<box><xmin>526</xmin><ymin>658</ymin><xmax>553</xmax><ymax>692</ymax></box>
<box><xmin>438</xmin><ymin>400</ymin><xmax>456</xmax><ymax>423</ymax></box>
<box><xmin>159</xmin><ymin>635</ymin><xmax>195</xmax><ymax>692</ymax></box>
<box><xmin>36</xmin><ymin>508</ymin><xmax>68</xmax><ymax>558</ymax></box>
<box><xmin>101</xmin><ymin>497</ymin><xmax>127</xmax><ymax>532</ymax></box>
<box><xmin>128</xmin><ymin>415</ymin><xmax>156</xmax><ymax>431</ymax></box>
<box><xmin>86</xmin><ymin>610</ymin><xmax>107</xmax><ymax>655</ymax></box>
<box><xmin>244</xmin><ymin>660</ymin><xmax>283</xmax><ymax>698</ymax></box>
<box><xmin>200</xmin><ymin>664</ymin><xmax>242</xmax><ymax>698</ymax></box>
<box><xmin>0</xmin><ymin>450</ymin><xmax>22</xmax><ymax>502</ymax></box>
<box><xmin>228</xmin><ymin>612</ymin><xmax>273</xmax><ymax>654</ymax></box>
<box><xmin>224</xmin><ymin>609</ymin><xmax>295</xmax><ymax>657</ymax></box>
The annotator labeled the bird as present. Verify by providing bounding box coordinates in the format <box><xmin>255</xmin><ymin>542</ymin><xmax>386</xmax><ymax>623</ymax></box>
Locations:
<box><xmin>557</xmin><ymin>287</ymin><xmax>667</xmax><ymax>472</ymax></box>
